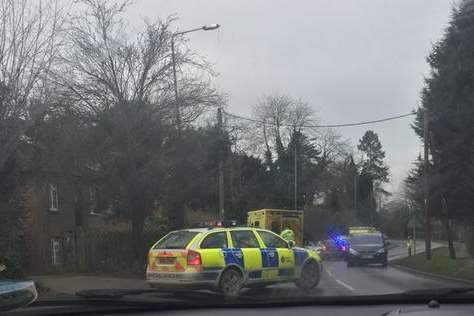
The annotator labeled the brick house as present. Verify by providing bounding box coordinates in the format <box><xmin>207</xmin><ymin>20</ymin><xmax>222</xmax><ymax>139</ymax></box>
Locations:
<box><xmin>22</xmin><ymin>176</ymin><xmax>80</xmax><ymax>273</ymax></box>
<box><xmin>14</xmin><ymin>131</ymin><xmax>126</xmax><ymax>274</ymax></box>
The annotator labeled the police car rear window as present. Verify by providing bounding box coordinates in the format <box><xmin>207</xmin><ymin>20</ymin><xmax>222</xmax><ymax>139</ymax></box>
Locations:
<box><xmin>153</xmin><ymin>231</ymin><xmax>199</xmax><ymax>249</ymax></box>
<box><xmin>350</xmin><ymin>234</ymin><xmax>383</xmax><ymax>245</ymax></box>
<box><xmin>200</xmin><ymin>232</ymin><xmax>228</xmax><ymax>249</ymax></box>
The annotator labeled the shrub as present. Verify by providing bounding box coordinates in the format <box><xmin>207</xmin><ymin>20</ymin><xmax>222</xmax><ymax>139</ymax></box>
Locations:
<box><xmin>0</xmin><ymin>202</ymin><xmax>26</xmax><ymax>278</ymax></box>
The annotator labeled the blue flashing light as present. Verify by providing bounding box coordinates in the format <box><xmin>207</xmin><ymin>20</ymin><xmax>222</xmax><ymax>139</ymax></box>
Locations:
<box><xmin>325</xmin><ymin>227</ymin><xmax>349</xmax><ymax>251</ymax></box>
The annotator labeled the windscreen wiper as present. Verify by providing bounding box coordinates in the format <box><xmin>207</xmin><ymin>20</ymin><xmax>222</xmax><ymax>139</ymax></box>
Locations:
<box><xmin>21</xmin><ymin>290</ymin><xmax>474</xmax><ymax>315</ymax></box>
<box><xmin>76</xmin><ymin>288</ymin><xmax>159</xmax><ymax>298</ymax></box>
<box><xmin>403</xmin><ymin>287</ymin><xmax>474</xmax><ymax>297</ymax></box>
<box><xmin>76</xmin><ymin>288</ymin><xmax>261</xmax><ymax>302</ymax></box>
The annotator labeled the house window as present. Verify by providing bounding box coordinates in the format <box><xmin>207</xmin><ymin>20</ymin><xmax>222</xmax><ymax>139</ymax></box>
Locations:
<box><xmin>51</xmin><ymin>238</ymin><xmax>61</xmax><ymax>266</ymax></box>
<box><xmin>49</xmin><ymin>184</ymin><xmax>59</xmax><ymax>211</ymax></box>
<box><xmin>89</xmin><ymin>186</ymin><xmax>97</xmax><ymax>211</ymax></box>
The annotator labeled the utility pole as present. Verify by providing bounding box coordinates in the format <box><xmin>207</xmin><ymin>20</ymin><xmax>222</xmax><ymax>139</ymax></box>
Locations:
<box><xmin>353</xmin><ymin>173</ymin><xmax>357</xmax><ymax>210</ymax></box>
<box><xmin>407</xmin><ymin>201</ymin><xmax>416</xmax><ymax>255</ymax></box>
<box><xmin>351</xmin><ymin>156</ymin><xmax>357</xmax><ymax>212</ymax></box>
<box><xmin>294</xmin><ymin>131</ymin><xmax>298</xmax><ymax>211</ymax></box>
<box><xmin>413</xmin><ymin>204</ymin><xmax>417</xmax><ymax>255</ymax></box>
<box><xmin>370</xmin><ymin>188</ymin><xmax>375</xmax><ymax>226</ymax></box>
<box><xmin>217</xmin><ymin>107</ymin><xmax>225</xmax><ymax>219</ymax></box>
<box><xmin>424</xmin><ymin>108</ymin><xmax>432</xmax><ymax>260</ymax></box>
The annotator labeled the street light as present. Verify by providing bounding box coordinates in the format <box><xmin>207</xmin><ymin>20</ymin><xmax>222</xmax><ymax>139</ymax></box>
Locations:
<box><xmin>171</xmin><ymin>24</ymin><xmax>220</xmax><ymax>131</ymax></box>
<box><xmin>202</xmin><ymin>24</ymin><xmax>220</xmax><ymax>31</ymax></box>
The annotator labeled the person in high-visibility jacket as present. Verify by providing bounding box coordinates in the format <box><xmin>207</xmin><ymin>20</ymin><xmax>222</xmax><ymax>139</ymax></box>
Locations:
<box><xmin>406</xmin><ymin>235</ymin><xmax>414</xmax><ymax>256</ymax></box>
<box><xmin>281</xmin><ymin>228</ymin><xmax>296</xmax><ymax>243</ymax></box>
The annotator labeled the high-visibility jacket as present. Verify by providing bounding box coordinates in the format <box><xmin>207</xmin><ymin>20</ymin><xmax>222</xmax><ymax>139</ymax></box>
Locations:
<box><xmin>281</xmin><ymin>229</ymin><xmax>295</xmax><ymax>242</ymax></box>
<box><xmin>406</xmin><ymin>239</ymin><xmax>414</xmax><ymax>248</ymax></box>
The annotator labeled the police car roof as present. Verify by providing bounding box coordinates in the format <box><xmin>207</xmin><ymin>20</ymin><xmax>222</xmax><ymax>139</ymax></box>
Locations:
<box><xmin>349</xmin><ymin>232</ymin><xmax>383</xmax><ymax>237</ymax></box>
<box><xmin>248</xmin><ymin>209</ymin><xmax>304</xmax><ymax>214</ymax></box>
<box><xmin>183</xmin><ymin>227</ymin><xmax>227</xmax><ymax>232</ymax></box>
<box><xmin>180</xmin><ymin>226</ymin><xmax>253</xmax><ymax>232</ymax></box>
<box><xmin>177</xmin><ymin>228</ymin><xmax>211</xmax><ymax>233</ymax></box>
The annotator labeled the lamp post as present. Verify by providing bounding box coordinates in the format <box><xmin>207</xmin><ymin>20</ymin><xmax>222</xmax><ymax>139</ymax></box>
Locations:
<box><xmin>171</xmin><ymin>24</ymin><xmax>220</xmax><ymax>131</ymax></box>
<box><xmin>423</xmin><ymin>107</ymin><xmax>431</xmax><ymax>260</ymax></box>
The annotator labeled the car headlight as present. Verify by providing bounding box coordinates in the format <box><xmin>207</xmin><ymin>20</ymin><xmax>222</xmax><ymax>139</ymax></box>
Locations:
<box><xmin>376</xmin><ymin>248</ymin><xmax>386</xmax><ymax>254</ymax></box>
<box><xmin>349</xmin><ymin>248</ymin><xmax>359</xmax><ymax>255</ymax></box>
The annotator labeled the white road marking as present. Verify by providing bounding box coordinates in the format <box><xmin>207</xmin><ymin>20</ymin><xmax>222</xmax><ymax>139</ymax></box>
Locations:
<box><xmin>326</xmin><ymin>268</ymin><xmax>355</xmax><ymax>291</ymax></box>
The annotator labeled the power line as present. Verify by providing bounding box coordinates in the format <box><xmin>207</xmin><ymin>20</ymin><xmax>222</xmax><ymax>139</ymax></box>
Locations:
<box><xmin>223</xmin><ymin>110</ymin><xmax>416</xmax><ymax>128</ymax></box>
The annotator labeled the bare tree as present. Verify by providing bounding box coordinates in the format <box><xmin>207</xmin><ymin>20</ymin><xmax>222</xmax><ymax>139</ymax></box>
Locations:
<box><xmin>313</xmin><ymin>128</ymin><xmax>350</xmax><ymax>165</ymax></box>
<box><xmin>57</xmin><ymin>0</ymin><xmax>222</xmax><ymax>247</ymax></box>
<box><xmin>251</xmin><ymin>93</ymin><xmax>317</xmax><ymax>160</ymax></box>
<box><xmin>59</xmin><ymin>0</ymin><xmax>220</xmax><ymax>121</ymax></box>
<box><xmin>0</xmin><ymin>0</ymin><xmax>62</xmax><ymax>170</ymax></box>
<box><xmin>60</xmin><ymin>0</ymin><xmax>172</xmax><ymax>115</ymax></box>
<box><xmin>253</xmin><ymin>94</ymin><xmax>291</xmax><ymax>149</ymax></box>
<box><xmin>288</xmin><ymin>98</ymin><xmax>313</xmax><ymax>133</ymax></box>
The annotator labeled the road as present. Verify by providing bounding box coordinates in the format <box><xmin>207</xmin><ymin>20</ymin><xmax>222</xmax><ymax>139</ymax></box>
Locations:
<box><xmin>35</xmin><ymin>240</ymin><xmax>467</xmax><ymax>300</ymax></box>
<box><xmin>240</xmin><ymin>239</ymin><xmax>464</xmax><ymax>299</ymax></box>
<box><xmin>242</xmin><ymin>262</ymin><xmax>465</xmax><ymax>299</ymax></box>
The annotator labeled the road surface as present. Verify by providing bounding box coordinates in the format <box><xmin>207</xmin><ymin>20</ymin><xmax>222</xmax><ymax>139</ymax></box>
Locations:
<box><xmin>241</xmin><ymin>239</ymin><xmax>463</xmax><ymax>299</ymax></box>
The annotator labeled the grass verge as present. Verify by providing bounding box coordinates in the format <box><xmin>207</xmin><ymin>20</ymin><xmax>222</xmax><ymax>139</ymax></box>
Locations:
<box><xmin>392</xmin><ymin>247</ymin><xmax>474</xmax><ymax>281</ymax></box>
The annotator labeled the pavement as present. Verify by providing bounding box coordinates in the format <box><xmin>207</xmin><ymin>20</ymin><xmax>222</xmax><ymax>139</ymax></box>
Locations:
<box><xmin>31</xmin><ymin>275</ymin><xmax>146</xmax><ymax>296</ymax></box>
<box><xmin>30</xmin><ymin>239</ymin><xmax>467</xmax><ymax>300</ymax></box>
<box><xmin>387</xmin><ymin>239</ymin><xmax>443</xmax><ymax>261</ymax></box>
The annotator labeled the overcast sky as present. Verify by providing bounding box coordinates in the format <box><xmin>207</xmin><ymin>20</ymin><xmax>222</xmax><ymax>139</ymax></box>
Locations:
<box><xmin>126</xmin><ymin>0</ymin><xmax>456</xmax><ymax>195</ymax></box>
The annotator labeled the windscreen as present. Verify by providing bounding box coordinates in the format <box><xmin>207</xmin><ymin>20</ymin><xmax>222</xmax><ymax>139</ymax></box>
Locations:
<box><xmin>1</xmin><ymin>0</ymin><xmax>471</xmax><ymax>310</ymax></box>
<box><xmin>350</xmin><ymin>235</ymin><xmax>383</xmax><ymax>245</ymax></box>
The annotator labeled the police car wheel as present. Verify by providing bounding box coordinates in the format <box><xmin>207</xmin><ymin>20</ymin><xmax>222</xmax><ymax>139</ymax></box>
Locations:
<box><xmin>295</xmin><ymin>261</ymin><xmax>320</xmax><ymax>291</ymax></box>
<box><xmin>219</xmin><ymin>268</ymin><xmax>243</xmax><ymax>298</ymax></box>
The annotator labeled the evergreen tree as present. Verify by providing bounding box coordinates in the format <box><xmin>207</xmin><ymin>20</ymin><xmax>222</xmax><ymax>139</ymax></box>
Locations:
<box><xmin>413</xmin><ymin>0</ymin><xmax>474</xmax><ymax>223</ymax></box>
<box><xmin>356</xmin><ymin>130</ymin><xmax>389</xmax><ymax>223</ymax></box>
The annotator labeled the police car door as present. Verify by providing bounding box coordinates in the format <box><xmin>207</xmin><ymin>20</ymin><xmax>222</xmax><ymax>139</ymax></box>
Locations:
<box><xmin>199</xmin><ymin>231</ymin><xmax>228</xmax><ymax>279</ymax></box>
<box><xmin>229</xmin><ymin>230</ymin><xmax>262</xmax><ymax>280</ymax></box>
<box><xmin>257</xmin><ymin>230</ymin><xmax>295</xmax><ymax>280</ymax></box>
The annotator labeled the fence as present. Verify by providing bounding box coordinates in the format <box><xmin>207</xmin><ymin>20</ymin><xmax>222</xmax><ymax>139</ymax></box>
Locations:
<box><xmin>75</xmin><ymin>228</ymin><xmax>165</xmax><ymax>274</ymax></box>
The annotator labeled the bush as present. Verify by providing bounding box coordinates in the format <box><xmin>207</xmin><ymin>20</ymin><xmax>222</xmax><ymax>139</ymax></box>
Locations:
<box><xmin>0</xmin><ymin>202</ymin><xmax>26</xmax><ymax>278</ymax></box>
<box><xmin>464</xmin><ymin>226</ymin><xmax>474</xmax><ymax>257</ymax></box>
<box><xmin>144</xmin><ymin>210</ymin><xmax>170</xmax><ymax>234</ymax></box>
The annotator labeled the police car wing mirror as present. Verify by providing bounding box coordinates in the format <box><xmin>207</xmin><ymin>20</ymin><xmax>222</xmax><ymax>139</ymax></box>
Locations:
<box><xmin>288</xmin><ymin>240</ymin><xmax>295</xmax><ymax>248</ymax></box>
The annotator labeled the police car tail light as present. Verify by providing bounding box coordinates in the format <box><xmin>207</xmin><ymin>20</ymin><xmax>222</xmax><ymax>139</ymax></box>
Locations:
<box><xmin>187</xmin><ymin>250</ymin><xmax>201</xmax><ymax>266</ymax></box>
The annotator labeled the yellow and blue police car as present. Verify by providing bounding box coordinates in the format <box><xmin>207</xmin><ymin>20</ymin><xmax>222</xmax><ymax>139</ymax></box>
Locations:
<box><xmin>146</xmin><ymin>224</ymin><xmax>322</xmax><ymax>297</ymax></box>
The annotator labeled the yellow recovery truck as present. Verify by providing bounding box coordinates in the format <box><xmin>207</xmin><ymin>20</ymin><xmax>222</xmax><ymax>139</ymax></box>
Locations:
<box><xmin>247</xmin><ymin>209</ymin><xmax>304</xmax><ymax>246</ymax></box>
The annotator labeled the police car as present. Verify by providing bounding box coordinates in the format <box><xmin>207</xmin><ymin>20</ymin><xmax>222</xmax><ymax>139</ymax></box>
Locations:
<box><xmin>146</xmin><ymin>225</ymin><xmax>322</xmax><ymax>297</ymax></box>
<box><xmin>346</xmin><ymin>229</ymin><xmax>388</xmax><ymax>267</ymax></box>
